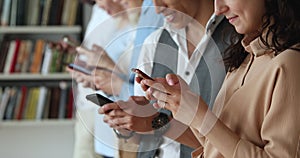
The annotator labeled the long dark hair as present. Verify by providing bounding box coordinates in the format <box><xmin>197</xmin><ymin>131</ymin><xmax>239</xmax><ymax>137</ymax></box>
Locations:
<box><xmin>224</xmin><ymin>0</ymin><xmax>300</xmax><ymax>72</ymax></box>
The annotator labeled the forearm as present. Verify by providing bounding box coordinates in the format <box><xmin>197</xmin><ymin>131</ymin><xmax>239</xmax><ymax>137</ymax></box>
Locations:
<box><xmin>175</xmin><ymin>97</ymin><xmax>241</xmax><ymax>157</ymax></box>
<box><xmin>164</xmin><ymin>119</ymin><xmax>201</xmax><ymax>149</ymax></box>
<box><xmin>113</xmin><ymin>129</ymin><xmax>141</xmax><ymax>145</ymax></box>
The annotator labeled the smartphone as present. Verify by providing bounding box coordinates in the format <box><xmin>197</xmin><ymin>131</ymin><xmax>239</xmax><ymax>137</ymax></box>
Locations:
<box><xmin>67</xmin><ymin>63</ymin><xmax>92</xmax><ymax>75</ymax></box>
<box><xmin>131</xmin><ymin>68</ymin><xmax>154</xmax><ymax>81</ymax></box>
<box><xmin>86</xmin><ymin>93</ymin><xmax>113</xmax><ymax>107</ymax></box>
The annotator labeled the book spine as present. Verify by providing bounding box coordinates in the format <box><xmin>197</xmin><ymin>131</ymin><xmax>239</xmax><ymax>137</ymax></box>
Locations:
<box><xmin>3</xmin><ymin>40</ymin><xmax>16</xmax><ymax>74</ymax></box>
<box><xmin>8</xmin><ymin>0</ymin><xmax>16</xmax><ymax>26</ymax></box>
<box><xmin>30</xmin><ymin>39</ymin><xmax>45</xmax><ymax>73</ymax></box>
<box><xmin>61</xmin><ymin>0</ymin><xmax>71</xmax><ymax>25</ymax></box>
<box><xmin>48</xmin><ymin>87</ymin><xmax>61</xmax><ymax>119</ymax></box>
<box><xmin>1</xmin><ymin>0</ymin><xmax>11</xmax><ymax>26</ymax></box>
<box><xmin>66</xmin><ymin>88</ymin><xmax>74</xmax><ymax>119</ymax></box>
<box><xmin>58</xmin><ymin>83</ymin><xmax>68</xmax><ymax>119</ymax></box>
<box><xmin>68</xmin><ymin>0</ymin><xmax>78</xmax><ymax>26</ymax></box>
<box><xmin>0</xmin><ymin>40</ymin><xmax>10</xmax><ymax>72</ymax></box>
<box><xmin>16</xmin><ymin>0</ymin><xmax>27</xmax><ymax>25</ymax></box>
<box><xmin>9</xmin><ymin>39</ymin><xmax>21</xmax><ymax>73</ymax></box>
<box><xmin>0</xmin><ymin>87</ymin><xmax>11</xmax><ymax>120</ymax></box>
<box><xmin>41</xmin><ymin>0</ymin><xmax>52</xmax><ymax>25</ymax></box>
<box><xmin>3</xmin><ymin>87</ymin><xmax>17</xmax><ymax>120</ymax></box>
<box><xmin>41</xmin><ymin>44</ymin><xmax>52</xmax><ymax>74</ymax></box>
<box><xmin>0</xmin><ymin>0</ymin><xmax>4</xmax><ymax>21</ymax></box>
<box><xmin>36</xmin><ymin>86</ymin><xmax>48</xmax><ymax>120</ymax></box>
<box><xmin>26</xmin><ymin>0</ymin><xmax>40</xmax><ymax>25</ymax></box>
<box><xmin>16</xmin><ymin>86</ymin><xmax>27</xmax><ymax>120</ymax></box>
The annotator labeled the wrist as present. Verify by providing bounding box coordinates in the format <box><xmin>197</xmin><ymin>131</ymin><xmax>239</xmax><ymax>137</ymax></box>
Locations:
<box><xmin>113</xmin><ymin>129</ymin><xmax>135</xmax><ymax>141</ymax></box>
<box><xmin>151</xmin><ymin>112</ymin><xmax>170</xmax><ymax>137</ymax></box>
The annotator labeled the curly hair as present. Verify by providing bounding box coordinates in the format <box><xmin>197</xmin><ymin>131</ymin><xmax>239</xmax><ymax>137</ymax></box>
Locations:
<box><xmin>224</xmin><ymin>0</ymin><xmax>300</xmax><ymax>71</ymax></box>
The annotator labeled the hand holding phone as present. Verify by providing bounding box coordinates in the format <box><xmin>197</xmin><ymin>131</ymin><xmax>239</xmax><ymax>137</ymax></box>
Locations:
<box><xmin>67</xmin><ymin>63</ymin><xmax>92</xmax><ymax>75</ymax></box>
<box><xmin>86</xmin><ymin>93</ymin><xmax>113</xmax><ymax>107</ymax></box>
<box><xmin>131</xmin><ymin>68</ymin><xmax>154</xmax><ymax>81</ymax></box>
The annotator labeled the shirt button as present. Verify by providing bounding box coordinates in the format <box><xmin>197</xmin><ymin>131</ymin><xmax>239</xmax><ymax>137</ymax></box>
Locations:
<box><xmin>185</xmin><ymin>71</ymin><xmax>190</xmax><ymax>76</ymax></box>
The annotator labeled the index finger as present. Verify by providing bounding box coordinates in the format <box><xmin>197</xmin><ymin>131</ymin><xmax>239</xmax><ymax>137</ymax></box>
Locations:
<box><xmin>142</xmin><ymin>79</ymin><xmax>172</xmax><ymax>95</ymax></box>
<box><xmin>102</xmin><ymin>102</ymin><xmax>121</xmax><ymax>113</ymax></box>
<box><xmin>76</xmin><ymin>46</ymin><xmax>93</xmax><ymax>55</ymax></box>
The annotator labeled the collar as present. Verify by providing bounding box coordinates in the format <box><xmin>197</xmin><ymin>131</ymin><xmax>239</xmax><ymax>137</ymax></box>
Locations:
<box><xmin>242</xmin><ymin>32</ymin><xmax>272</xmax><ymax>57</ymax></box>
<box><xmin>205</xmin><ymin>14</ymin><xmax>224</xmax><ymax>34</ymax></box>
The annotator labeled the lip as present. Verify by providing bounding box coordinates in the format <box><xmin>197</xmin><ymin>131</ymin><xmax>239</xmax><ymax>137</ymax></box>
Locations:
<box><xmin>164</xmin><ymin>12</ymin><xmax>175</xmax><ymax>23</ymax></box>
<box><xmin>227</xmin><ymin>15</ymin><xmax>238</xmax><ymax>24</ymax></box>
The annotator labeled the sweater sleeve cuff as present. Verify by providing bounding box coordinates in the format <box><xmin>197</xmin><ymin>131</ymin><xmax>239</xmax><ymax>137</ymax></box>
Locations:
<box><xmin>173</xmin><ymin>91</ymin><xmax>219</xmax><ymax>136</ymax></box>
<box><xmin>173</xmin><ymin>91</ymin><xmax>200</xmax><ymax>126</ymax></box>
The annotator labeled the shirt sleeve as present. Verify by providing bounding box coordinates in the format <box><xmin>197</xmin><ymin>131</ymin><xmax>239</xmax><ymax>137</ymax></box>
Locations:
<box><xmin>179</xmin><ymin>50</ymin><xmax>300</xmax><ymax>157</ymax></box>
<box><xmin>229</xmin><ymin>51</ymin><xmax>300</xmax><ymax>158</ymax></box>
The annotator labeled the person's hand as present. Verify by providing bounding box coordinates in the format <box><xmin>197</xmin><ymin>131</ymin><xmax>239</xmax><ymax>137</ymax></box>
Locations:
<box><xmin>48</xmin><ymin>36</ymin><xmax>77</xmax><ymax>54</ymax></box>
<box><xmin>76</xmin><ymin>44</ymin><xmax>118</xmax><ymax>71</ymax></box>
<box><xmin>141</xmin><ymin>74</ymin><xmax>200</xmax><ymax>116</ymax></box>
<box><xmin>98</xmin><ymin>96</ymin><xmax>158</xmax><ymax>133</ymax></box>
<box><xmin>92</xmin><ymin>69</ymin><xmax>124</xmax><ymax>95</ymax></box>
<box><xmin>66</xmin><ymin>66</ymin><xmax>95</xmax><ymax>89</ymax></box>
<box><xmin>136</xmin><ymin>75</ymin><xmax>167</xmax><ymax>100</ymax></box>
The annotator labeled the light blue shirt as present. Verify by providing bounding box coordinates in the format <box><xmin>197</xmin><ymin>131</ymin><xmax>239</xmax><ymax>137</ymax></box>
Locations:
<box><xmin>118</xmin><ymin>0</ymin><xmax>164</xmax><ymax>100</ymax></box>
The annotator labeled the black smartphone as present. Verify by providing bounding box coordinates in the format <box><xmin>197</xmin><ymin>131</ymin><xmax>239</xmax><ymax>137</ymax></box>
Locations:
<box><xmin>86</xmin><ymin>93</ymin><xmax>113</xmax><ymax>107</ymax></box>
<box><xmin>131</xmin><ymin>68</ymin><xmax>154</xmax><ymax>81</ymax></box>
<box><xmin>68</xmin><ymin>63</ymin><xmax>92</xmax><ymax>75</ymax></box>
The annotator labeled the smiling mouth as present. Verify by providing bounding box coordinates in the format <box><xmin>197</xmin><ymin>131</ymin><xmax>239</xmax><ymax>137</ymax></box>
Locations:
<box><xmin>165</xmin><ymin>14</ymin><xmax>175</xmax><ymax>23</ymax></box>
<box><xmin>227</xmin><ymin>16</ymin><xmax>238</xmax><ymax>23</ymax></box>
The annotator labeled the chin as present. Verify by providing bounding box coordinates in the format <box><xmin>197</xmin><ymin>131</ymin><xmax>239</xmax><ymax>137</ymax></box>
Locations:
<box><xmin>169</xmin><ymin>22</ymin><xmax>186</xmax><ymax>30</ymax></box>
<box><xmin>234</xmin><ymin>26</ymin><xmax>246</xmax><ymax>34</ymax></box>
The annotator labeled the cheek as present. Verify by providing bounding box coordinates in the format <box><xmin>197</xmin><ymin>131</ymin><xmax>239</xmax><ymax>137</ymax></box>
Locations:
<box><xmin>246</xmin><ymin>10</ymin><xmax>264</xmax><ymax>32</ymax></box>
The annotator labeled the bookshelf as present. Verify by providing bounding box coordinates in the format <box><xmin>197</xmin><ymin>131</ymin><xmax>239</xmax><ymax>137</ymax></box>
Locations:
<box><xmin>0</xmin><ymin>0</ymin><xmax>87</xmax><ymax>157</ymax></box>
<box><xmin>0</xmin><ymin>26</ymin><xmax>82</xmax><ymax>34</ymax></box>
<box><xmin>0</xmin><ymin>73</ymin><xmax>72</xmax><ymax>86</ymax></box>
<box><xmin>0</xmin><ymin>120</ymin><xmax>75</xmax><ymax>158</ymax></box>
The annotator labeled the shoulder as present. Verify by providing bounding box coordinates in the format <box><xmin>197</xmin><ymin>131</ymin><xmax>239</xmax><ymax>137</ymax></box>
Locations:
<box><xmin>272</xmin><ymin>46</ymin><xmax>300</xmax><ymax>68</ymax></box>
<box><xmin>265</xmin><ymin>46</ymin><xmax>300</xmax><ymax>83</ymax></box>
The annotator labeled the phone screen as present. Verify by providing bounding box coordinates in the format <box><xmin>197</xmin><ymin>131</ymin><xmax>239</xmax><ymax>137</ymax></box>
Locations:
<box><xmin>86</xmin><ymin>93</ymin><xmax>113</xmax><ymax>107</ymax></box>
<box><xmin>68</xmin><ymin>63</ymin><xmax>92</xmax><ymax>75</ymax></box>
<box><xmin>131</xmin><ymin>68</ymin><xmax>154</xmax><ymax>81</ymax></box>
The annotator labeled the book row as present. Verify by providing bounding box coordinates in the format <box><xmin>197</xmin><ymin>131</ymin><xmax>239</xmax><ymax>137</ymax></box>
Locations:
<box><xmin>0</xmin><ymin>39</ymin><xmax>76</xmax><ymax>74</ymax></box>
<box><xmin>0</xmin><ymin>85</ymin><xmax>74</xmax><ymax>120</ymax></box>
<box><xmin>0</xmin><ymin>0</ymin><xmax>82</xmax><ymax>26</ymax></box>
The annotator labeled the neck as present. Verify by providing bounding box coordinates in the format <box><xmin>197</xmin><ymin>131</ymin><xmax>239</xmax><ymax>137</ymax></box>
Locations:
<box><xmin>194</xmin><ymin>0</ymin><xmax>214</xmax><ymax>27</ymax></box>
<box><xmin>185</xmin><ymin>0</ymin><xmax>214</xmax><ymax>58</ymax></box>
<box><xmin>186</xmin><ymin>0</ymin><xmax>214</xmax><ymax>36</ymax></box>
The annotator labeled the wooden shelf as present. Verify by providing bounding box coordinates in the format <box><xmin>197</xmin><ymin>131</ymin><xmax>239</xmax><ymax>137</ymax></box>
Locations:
<box><xmin>0</xmin><ymin>73</ymin><xmax>73</xmax><ymax>87</ymax></box>
<box><xmin>0</xmin><ymin>26</ymin><xmax>82</xmax><ymax>34</ymax></box>
<box><xmin>0</xmin><ymin>119</ymin><xmax>75</xmax><ymax>127</ymax></box>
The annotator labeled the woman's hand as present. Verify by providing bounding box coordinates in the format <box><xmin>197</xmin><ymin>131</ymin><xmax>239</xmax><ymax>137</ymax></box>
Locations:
<box><xmin>141</xmin><ymin>74</ymin><xmax>200</xmax><ymax>118</ymax></box>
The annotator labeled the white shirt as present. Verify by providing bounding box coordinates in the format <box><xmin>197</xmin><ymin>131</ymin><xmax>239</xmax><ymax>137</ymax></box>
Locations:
<box><xmin>77</xmin><ymin>5</ymin><xmax>136</xmax><ymax>157</ymax></box>
<box><xmin>134</xmin><ymin>14</ymin><xmax>224</xmax><ymax>158</ymax></box>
